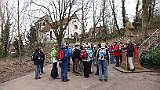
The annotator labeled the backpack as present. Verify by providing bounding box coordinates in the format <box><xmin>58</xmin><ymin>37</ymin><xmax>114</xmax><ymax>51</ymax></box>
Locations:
<box><xmin>80</xmin><ymin>50</ymin><xmax>88</xmax><ymax>60</ymax></box>
<box><xmin>88</xmin><ymin>49</ymin><xmax>94</xmax><ymax>58</ymax></box>
<box><xmin>99</xmin><ymin>48</ymin><xmax>107</xmax><ymax>60</ymax></box>
<box><xmin>57</xmin><ymin>49</ymin><xmax>65</xmax><ymax>61</ymax></box>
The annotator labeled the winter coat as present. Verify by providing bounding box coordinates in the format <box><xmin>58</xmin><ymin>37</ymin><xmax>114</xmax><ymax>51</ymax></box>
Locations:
<box><xmin>33</xmin><ymin>51</ymin><xmax>42</xmax><ymax>65</ymax></box>
<box><xmin>112</xmin><ymin>44</ymin><xmax>120</xmax><ymax>57</ymax></box>
<box><xmin>126</xmin><ymin>44</ymin><xmax>134</xmax><ymax>57</ymax></box>
<box><xmin>73</xmin><ymin>48</ymin><xmax>80</xmax><ymax>60</ymax></box>
<box><xmin>51</xmin><ymin>48</ymin><xmax>58</xmax><ymax>63</ymax></box>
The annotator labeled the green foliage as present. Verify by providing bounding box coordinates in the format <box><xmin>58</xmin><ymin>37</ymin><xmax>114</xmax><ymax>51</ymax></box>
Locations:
<box><xmin>0</xmin><ymin>19</ymin><xmax>10</xmax><ymax>58</ymax></box>
<box><xmin>140</xmin><ymin>48</ymin><xmax>160</xmax><ymax>68</ymax></box>
<box><xmin>29</xmin><ymin>26</ymin><xmax>37</xmax><ymax>48</ymax></box>
<box><xmin>13</xmin><ymin>38</ymin><xmax>24</xmax><ymax>57</ymax></box>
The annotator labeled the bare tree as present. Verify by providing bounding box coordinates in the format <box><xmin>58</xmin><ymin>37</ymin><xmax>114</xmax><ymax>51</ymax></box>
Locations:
<box><xmin>92</xmin><ymin>0</ymin><xmax>102</xmax><ymax>40</ymax></box>
<box><xmin>109</xmin><ymin>0</ymin><xmax>120</xmax><ymax>35</ymax></box>
<box><xmin>134</xmin><ymin>0</ymin><xmax>141</xmax><ymax>31</ymax></box>
<box><xmin>121</xmin><ymin>0</ymin><xmax>126</xmax><ymax>29</ymax></box>
<box><xmin>78</xmin><ymin>0</ymin><xmax>91</xmax><ymax>43</ymax></box>
<box><xmin>33</xmin><ymin>0</ymin><xmax>78</xmax><ymax>46</ymax></box>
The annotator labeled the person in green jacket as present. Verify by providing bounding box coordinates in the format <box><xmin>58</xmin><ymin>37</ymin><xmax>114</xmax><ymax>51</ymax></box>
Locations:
<box><xmin>50</xmin><ymin>44</ymin><xmax>59</xmax><ymax>80</ymax></box>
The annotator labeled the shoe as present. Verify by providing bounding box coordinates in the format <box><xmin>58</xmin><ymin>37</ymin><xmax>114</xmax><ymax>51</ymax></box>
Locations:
<box><xmin>104</xmin><ymin>79</ymin><xmax>108</xmax><ymax>82</ymax></box>
<box><xmin>61</xmin><ymin>80</ymin><xmax>64</xmax><ymax>82</ymax></box>
<box><xmin>35</xmin><ymin>77</ymin><xmax>41</xmax><ymax>80</ymax></box>
<box><xmin>99</xmin><ymin>79</ymin><xmax>102</xmax><ymax>81</ymax></box>
<box><xmin>63</xmin><ymin>79</ymin><xmax>70</xmax><ymax>82</ymax></box>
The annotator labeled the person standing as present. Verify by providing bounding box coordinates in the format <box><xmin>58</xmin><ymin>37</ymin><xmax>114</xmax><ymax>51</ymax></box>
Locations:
<box><xmin>80</xmin><ymin>44</ymin><xmax>90</xmax><ymax>78</ymax></box>
<box><xmin>32</xmin><ymin>48</ymin><xmax>41</xmax><ymax>80</ymax></box>
<box><xmin>50</xmin><ymin>45</ymin><xmax>59</xmax><ymax>79</ymax></box>
<box><xmin>113</xmin><ymin>42</ymin><xmax>120</xmax><ymax>67</ymax></box>
<box><xmin>108</xmin><ymin>44</ymin><xmax>114</xmax><ymax>64</ymax></box>
<box><xmin>126</xmin><ymin>41</ymin><xmax>135</xmax><ymax>72</ymax></box>
<box><xmin>39</xmin><ymin>48</ymin><xmax>45</xmax><ymax>74</ymax></box>
<box><xmin>87</xmin><ymin>45</ymin><xmax>94</xmax><ymax>74</ymax></box>
<box><xmin>72</xmin><ymin>44</ymin><xmax>81</xmax><ymax>76</ymax></box>
<box><xmin>98</xmin><ymin>43</ymin><xmax>109</xmax><ymax>82</ymax></box>
<box><xmin>60</xmin><ymin>43</ymin><xmax>70</xmax><ymax>82</ymax></box>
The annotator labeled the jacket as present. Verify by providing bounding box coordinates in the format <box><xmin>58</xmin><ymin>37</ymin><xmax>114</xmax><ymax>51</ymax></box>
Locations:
<box><xmin>33</xmin><ymin>51</ymin><xmax>42</xmax><ymax>65</ymax></box>
<box><xmin>113</xmin><ymin>44</ymin><xmax>120</xmax><ymax>57</ymax></box>
<box><xmin>126</xmin><ymin>44</ymin><xmax>134</xmax><ymax>57</ymax></box>
<box><xmin>73</xmin><ymin>48</ymin><xmax>80</xmax><ymax>59</ymax></box>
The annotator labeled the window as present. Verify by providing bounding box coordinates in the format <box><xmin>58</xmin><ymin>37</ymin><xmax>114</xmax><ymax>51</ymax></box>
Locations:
<box><xmin>74</xmin><ymin>25</ymin><xmax>78</xmax><ymax>29</ymax></box>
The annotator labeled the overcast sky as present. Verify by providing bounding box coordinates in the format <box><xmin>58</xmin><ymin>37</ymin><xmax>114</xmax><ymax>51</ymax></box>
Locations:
<box><xmin>2</xmin><ymin>0</ymin><xmax>160</xmax><ymax>39</ymax></box>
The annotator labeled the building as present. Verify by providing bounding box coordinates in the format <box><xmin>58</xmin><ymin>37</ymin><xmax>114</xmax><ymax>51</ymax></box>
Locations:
<box><xmin>35</xmin><ymin>14</ymin><xmax>82</xmax><ymax>43</ymax></box>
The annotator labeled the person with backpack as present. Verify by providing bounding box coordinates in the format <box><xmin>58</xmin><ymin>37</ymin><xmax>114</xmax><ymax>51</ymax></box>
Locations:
<box><xmin>59</xmin><ymin>43</ymin><xmax>70</xmax><ymax>82</ymax></box>
<box><xmin>98</xmin><ymin>43</ymin><xmax>109</xmax><ymax>82</ymax></box>
<box><xmin>87</xmin><ymin>45</ymin><xmax>94</xmax><ymax>74</ymax></box>
<box><xmin>50</xmin><ymin>44</ymin><xmax>59</xmax><ymax>80</ymax></box>
<box><xmin>126</xmin><ymin>41</ymin><xmax>135</xmax><ymax>72</ymax></box>
<box><xmin>72</xmin><ymin>44</ymin><xmax>81</xmax><ymax>76</ymax></box>
<box><xmin>95</xmin><ymin>43</ymin><xmax>104</xmax><ymax>75</ymax></box>
<box><xmin>32</xmin><ymin>48</ymin><xmax>42</xmax><ymax>80</ymax></box>
<box><xmin>80</xmin><ymin>44</ymin><xmax>90</xmax><ymax>78</ymax></box>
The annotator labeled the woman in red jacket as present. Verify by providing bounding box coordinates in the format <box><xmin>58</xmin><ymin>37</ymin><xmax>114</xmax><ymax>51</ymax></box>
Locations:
<box><xmin>113</xmin><ymin>42</ymin><xmax>120</xmax><ymax>67</ymax></box>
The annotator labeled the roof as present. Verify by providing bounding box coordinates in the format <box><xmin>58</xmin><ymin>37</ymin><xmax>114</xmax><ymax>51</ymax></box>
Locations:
<box><xmin>38</xmin><ymin>14</ymin><xmax>79</xmax><ymax>33</ymax></box>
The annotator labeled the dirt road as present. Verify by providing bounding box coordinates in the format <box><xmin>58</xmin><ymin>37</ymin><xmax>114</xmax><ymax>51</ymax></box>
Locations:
<box><xmin>0</xmin><ymin>64</ymin><xmax>160</xmax><ymax>90</ymax></box>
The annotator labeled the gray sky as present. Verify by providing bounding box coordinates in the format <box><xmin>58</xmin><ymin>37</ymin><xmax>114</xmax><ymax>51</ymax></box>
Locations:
<box><xmin>3</xmin><ymin>0</ymin><xmax>160</xmax><ymax>40</ymax></box>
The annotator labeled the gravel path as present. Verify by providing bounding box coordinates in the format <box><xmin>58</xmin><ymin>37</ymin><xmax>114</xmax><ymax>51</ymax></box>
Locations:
<box><xmin>0</xmin><ymin>64</ymin><xmax>160</xmax><ymax>90</ymax></box>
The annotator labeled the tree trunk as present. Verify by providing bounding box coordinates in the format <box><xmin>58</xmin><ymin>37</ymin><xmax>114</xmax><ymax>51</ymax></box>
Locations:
<box><xmin>142</xmin><ymin>0</ymin><xmax>150</xmax><ymax>39</ymax></box>
<box><xmin>17</xmin><ymin>0</ymin><xmax>22</xmax><ymax>60</ymax></box>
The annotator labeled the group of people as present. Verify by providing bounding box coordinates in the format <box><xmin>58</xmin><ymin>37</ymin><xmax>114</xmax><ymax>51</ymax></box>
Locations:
<box><xmin>32</xmin><ymin>40</ymin><xmax>136</xmax><ymax>82</ymax></box>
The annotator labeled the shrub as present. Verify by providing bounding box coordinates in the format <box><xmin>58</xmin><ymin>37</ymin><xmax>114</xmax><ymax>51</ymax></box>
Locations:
<box><xmin>140</xmin><ymin>48</ymin><xmax>160</xmax><ymax>68</ymax></box>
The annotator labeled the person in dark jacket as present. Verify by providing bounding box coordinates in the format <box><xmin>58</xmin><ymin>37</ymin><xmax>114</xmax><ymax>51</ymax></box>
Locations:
<box><xmin>72</xmin><ymin>44</ymin><xmax>81</xmax><ymax>76</ymax></box>
<box><xmin>39</xmin><ymin>48</ymin><xmax>45</xmax><ymax>74</ymax></box>
<box><xmin>126</xmin><ymin>41</ymin><xmax>135</xmax><ymax>72</ymax></box>
<box><xmin>33</xmin><ymin>48</ymin><xmax>41</xmax><ymax>80</ymax></box>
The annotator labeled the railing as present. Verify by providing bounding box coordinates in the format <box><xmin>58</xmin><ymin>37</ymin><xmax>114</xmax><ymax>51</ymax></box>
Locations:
<box><xmin>139</xmin><ymin>29</ymin><xmax>159</xmax><ymax>57</ymax></box>
<box><xmin>139</xmin><ymin>29</ymin><xmax>159</xmax><ymax>48</ymax></box>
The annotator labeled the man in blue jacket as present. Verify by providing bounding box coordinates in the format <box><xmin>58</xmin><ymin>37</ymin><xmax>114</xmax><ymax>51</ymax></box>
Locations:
<box><xmin>61</xmin><ymin>43</ymin><xmax>70</xmax><ymax>82</ymax></box>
